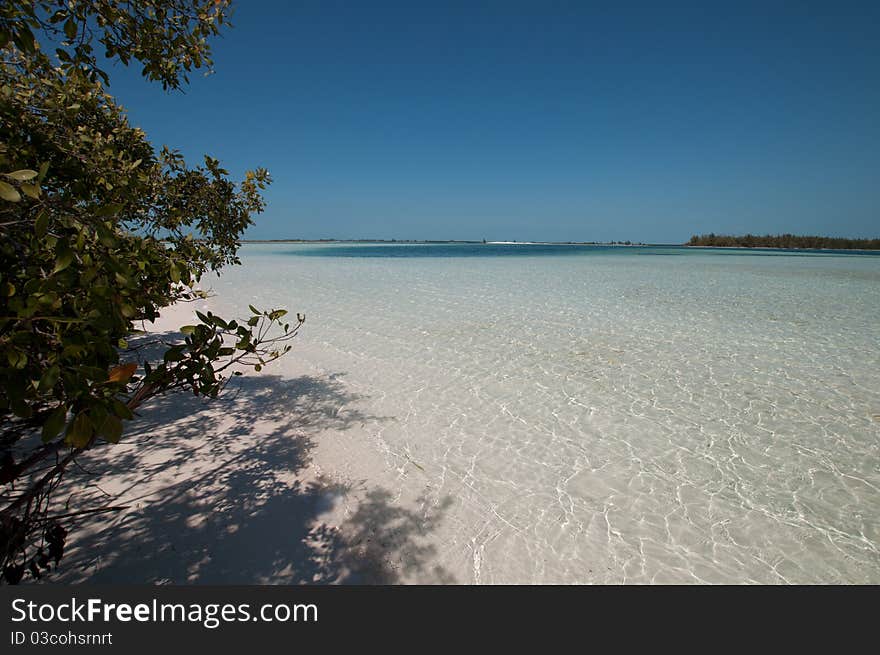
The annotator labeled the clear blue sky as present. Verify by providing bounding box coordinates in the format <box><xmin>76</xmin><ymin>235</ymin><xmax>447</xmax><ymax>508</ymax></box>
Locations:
<box><xmin>106</xmin><ymin>1</ymin><xmax>879</xmax><ymax>243</ymax></box>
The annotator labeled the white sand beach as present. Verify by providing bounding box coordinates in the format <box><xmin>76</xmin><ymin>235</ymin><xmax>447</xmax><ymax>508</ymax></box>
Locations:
<box><xmin>55</xmin><ymin>298</ymin><xmax>455</xmax><ymax>584</ymax></box>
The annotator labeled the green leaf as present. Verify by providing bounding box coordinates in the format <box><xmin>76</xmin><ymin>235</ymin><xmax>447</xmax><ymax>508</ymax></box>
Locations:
<box><xmin>41</xmin><ymin>406</ymin><xmax>68</xmax><ymax>442</ymax></box>
<box><xmin>20</xmin><ymin>183</ymin><xmax>40</xmax><ymax>200</ymax></box>
<box><xmin>7</xmin><ymin>350</ymin><xmax>27</xmax><ymax>369</ymax></box>
<box><xmin>95</xmin><ymin>221</ymin><xmax>116</xmax><ymax>247</ymax></box>
<box><xmin>64</xmin><ymin>19</ymin><xmax>77</xmax><ymax>40</ymax></box>
<box><xmin>5</xmin><ymin>169</ymin><xmax>38</xmax><ymax>181</ymax></box>
<box><xmin>249</xmin><ymin>304</ymin><xmax>260</xmax><ymax>315</ymax></box>
<box><xmin>12</xmin><ymin>26</ymin><xmax>35</xmax><ymax>54</ymax></box>
<box><xmin>111</xmin><ymin>399</ymin><xmax>134</xmax><ymax>420</ymax></box>
<box><xmin>53</xmin><ymin>241</ymin><xmax>74</xmax><ymax>274</ymax></box>
<box><xmin>11</xmin><ymin>400</ymin><xmax>33</xmax><ymax>419</ymax></box>
<box><xmin>269</xmin><ymin>309</ymin><xmax>288</xmax><ymax>320</ymax></box>
<box><xmin>97</xmin><ymin>415</ymin><xmax>123</xmax><ymax>443</ymax></box>
<box><xmin>163</xmin><ymin>345</ymin><xmax>185</xmax><ymax>362</ymax></box>
<box><xmin>96</xmin><ymin>203</ymin><xmax>124</xmax><ymax>216</ymax></box>
<box><xmin>34</xmin><ymin>210</ymin><xmax>49</xmax><ymax>237</ymax></box>
<box><xmin>0</xmin><ymin>180</ymin><xmax>20</xmax><ymax>202</ymax></box>
<box><xmin>38</xmin><ymin>365</ymin><xmax>61</xmax><ymax>392</ymax></box>
<box><xmin>61</xmin><ymin>344</ymin><xmax>85</xmax><ymax>358</ymax></box>
<box><xmin>180</xmin><ymin>325</ymin><xmax>197</xmax><ymax>335</ymax></box>
<box><xmin>66</xmin><ymin>413</ymin><xmax>94</xmax><ymax>448</ymax></box>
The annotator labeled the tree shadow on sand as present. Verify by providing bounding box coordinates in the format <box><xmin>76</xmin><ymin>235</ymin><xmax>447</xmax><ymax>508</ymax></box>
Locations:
<box><xmin>51</xmin><ymin>371</ymin><xmax>455</xmax><ymax>584</ymax></box>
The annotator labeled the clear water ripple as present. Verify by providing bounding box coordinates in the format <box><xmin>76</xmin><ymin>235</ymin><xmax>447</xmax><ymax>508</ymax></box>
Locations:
<box><xmin>201</xmin><ymin>244</ymin><xmax>880</xmax><ymax>583</ymax></box>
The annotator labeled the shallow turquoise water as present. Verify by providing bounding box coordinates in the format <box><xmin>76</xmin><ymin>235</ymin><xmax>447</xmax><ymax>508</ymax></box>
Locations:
<box><xmin>204</xmin><ymin>243</ymin><xmax>880</xmax><ymax>583</ymax></box>
<box><xmin>280</xmin><ymin>241</ymin><xmax>880</xmax><ymax>258</ymax></box>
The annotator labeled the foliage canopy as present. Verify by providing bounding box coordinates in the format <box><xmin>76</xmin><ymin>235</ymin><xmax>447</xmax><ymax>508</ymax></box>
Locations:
<box><xmin>0</xmin><ymin>1</ymin><xmax>299</xmax><ymax>583</ymax></box>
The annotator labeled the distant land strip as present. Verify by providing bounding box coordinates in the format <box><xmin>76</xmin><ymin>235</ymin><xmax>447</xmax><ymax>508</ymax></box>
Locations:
<box><xmin>236</xmin><ymin>236</ymin><xmax>880</xmax><ymax>250</ymax></box>
<box><xmin>238</xmin><ymin>238</ymin><xmax>649</xmax><ymax>245</ymax></box>
<box><xmin>687</xmin><ymin>234</ymin><xmax>880</xmax><ymax>250</ymax></box>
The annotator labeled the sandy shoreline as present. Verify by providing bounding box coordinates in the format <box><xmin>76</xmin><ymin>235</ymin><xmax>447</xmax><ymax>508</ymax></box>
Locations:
<box><xmin>53</xmin><ymin>299</ymin><xmax>454</xmax><ymax>584</ymax></box>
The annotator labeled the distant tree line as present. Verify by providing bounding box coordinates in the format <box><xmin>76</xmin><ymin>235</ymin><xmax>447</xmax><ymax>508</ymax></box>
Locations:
<box><xmin>687</xmin><ymin>233</ymin><xmax>880</xmax><ymax>250</ymax></box>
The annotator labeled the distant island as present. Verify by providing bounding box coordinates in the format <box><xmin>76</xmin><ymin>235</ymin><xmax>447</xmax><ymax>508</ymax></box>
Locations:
<box><xmin>687</xmin><ymin>233</ymin><xmax>880</xmax><ymax>250</ymax></box>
